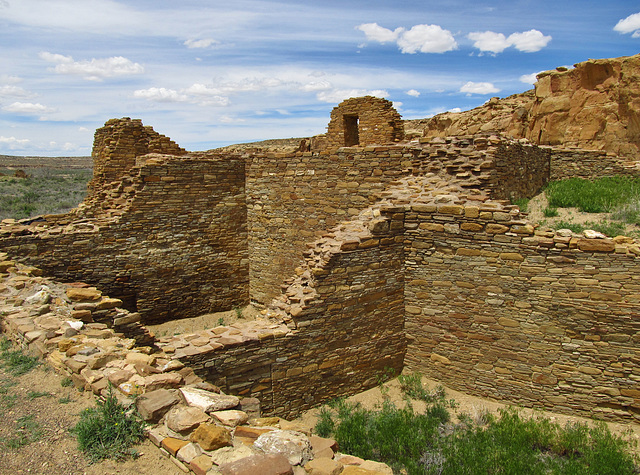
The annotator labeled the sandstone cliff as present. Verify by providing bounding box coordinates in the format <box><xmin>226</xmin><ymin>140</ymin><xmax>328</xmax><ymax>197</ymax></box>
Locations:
<box><xmin>422</xmin><ymin>54</ymin><xmax>640</xmax><ymax>158</ymax></box>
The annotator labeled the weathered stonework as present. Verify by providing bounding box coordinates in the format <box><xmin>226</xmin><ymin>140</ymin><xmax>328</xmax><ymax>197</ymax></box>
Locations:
<box><xmin>2</xmin><ymin>85</ymin><xmax>640</xmax><ymax>424</ymax></box>
<box><xmin>320</xmin><ymin>96</ymin><xmax>404</xmax><ymax>150</ymax></box>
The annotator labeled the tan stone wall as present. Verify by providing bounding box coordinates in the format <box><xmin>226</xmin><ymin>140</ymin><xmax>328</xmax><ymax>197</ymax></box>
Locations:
<box><xmin>322</xmin><ymin>96</ymin><xmax>404</xmax><ymax>150</ymax></box>
<box><xmin>550</xmin><ymin>148</ymin><xmax>640</xmax><ymax>181</ymax></box>
<box><xmin>169</xmin><ymin>207</ymin><xmax>406</xmax><ymax>417</ymax></box>
<box><xmin>247</xmin><ymin>136</ymin><xmax>551</xmax><ymax>304</ymax></box>
<box><xmin>403</xmin><ymin>199</ymin><xmax>640</xmax><ymax>422</ymax></box>
<box><xmin>0</xmin><ymin>152</ymin><xmax>248</xmax><ymax>324</ymax></box>
<box><xmin>89</xmin><ymin>118</ymin><xmax>186</xmax><ymax>198</ymax></box>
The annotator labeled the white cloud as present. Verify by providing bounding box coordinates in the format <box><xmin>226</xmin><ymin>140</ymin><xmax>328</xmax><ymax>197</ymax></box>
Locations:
<box><xmin>448</xmin><ymin>107</ymin><xmax>462</xmax><ymax>113</ymax></box>
<box><xmin>356</xmin><ymin>23</ymin><xmax>402</xmax><ymax>43</ymax></box>
<box><xmin>300</xmin><ymin>81</ymin><xmax>332</xmax><ymax>92</ymax></box>
<box><xmin>316</xmin><ymin>89</ymin><xmax>388</xmax><ymax>103</ymax></box>
<box><xmin>184</xmin><ymin>38</ymin><xmax>219</xmax><ymax>49</ymax></box>
<box><xmin>3</xmin><ymin>102</ymin><xmax>55</xmax><ymax>114</ymax></box>
<box><xmin>40</xmin><ymin>52</ymin><xmax>144</xmax><ymax>81</ymax></box>
<box><xmin>0</xmin><ymin>136</ymin><xmax>30</xmax><ymax>145</ymax></box>
<box><xmin>614</xmin><ymin>12</ymin><xmax>640</xmax><ymax>36</ymax></box>
<box><xmin>397</xmin><ymin>24</ymin><xmax>457</xmax><ymax>54</ymax></box>
<box><xmin>218</xmin><ymin>116</ymin><xmax>246</xmax><ymax>123</ymax></box>
<box><xmin>0</xmin><ymin>85</ymin><xmax>32</xmax><ymax>98</ymax></box>
<box><xmin>0</xmin><ymin>74</ymin><xmax>23</xmax><ymax>84</ymax></box>
<box><xmin>459</xmin><ymin>82</ymin><xmax>500</xmax><ymax>95</ymax></box>
<box><xmin>508</xmin><ymin>30</ymin><xmax>552</xmax><ymax>53</ymax></box>
<box><xmin>468</xmin><ymin>31</ymin><xmax>510</xmax><ymax>54</ymax></box>
<box><xmin>468</xmin><ymin>29</ymin><xmax>551</xmax><ymax>54</ymax></box>
<box><xmin>406</xmin><ymin>89</ymin><xmax>421</xmax><ymax>97</ymax></box>
<box><xmin>133</xmin><ymin>88</ymin><xmax>189</xmax><ymax>102</ymax></box>
<box><xmin>519</xmin><ymin>71</ymin><xmax>543</xmax><ymax>84</ymax></box>
<box><xmin>357</xmin><ymin>22</ymin><xmax>457</xmax><ymax>54</ymax></box>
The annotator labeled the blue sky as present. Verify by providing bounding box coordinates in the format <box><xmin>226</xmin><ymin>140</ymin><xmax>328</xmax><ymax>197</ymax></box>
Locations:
<box><xmin>1</xmin><ymin>1</ymin><xmax>639</xmax><ymax>156</ymax></box>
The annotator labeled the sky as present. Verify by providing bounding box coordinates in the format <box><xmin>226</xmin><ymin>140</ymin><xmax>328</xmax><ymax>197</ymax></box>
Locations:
<box><xmin>1</xmin><ymin>1</ymin><xmax>639</xmax><ymax>156</ymax></box>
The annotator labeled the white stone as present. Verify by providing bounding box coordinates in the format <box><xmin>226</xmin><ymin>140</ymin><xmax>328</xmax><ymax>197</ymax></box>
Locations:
<box><xmin>179</xmin><ymin>387</ymin><xmax>239</xmax><ymax>413</ymax></box>
<box><xmin>253</xmin><ymin>430</ymin><xmax>313</xmax><ymax>466</ymax></box>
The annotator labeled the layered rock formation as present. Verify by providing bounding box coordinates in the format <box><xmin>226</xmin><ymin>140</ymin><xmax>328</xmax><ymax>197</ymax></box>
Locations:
<box><xmin>423</xmin><ymin>54</ymin><xmax>640</xmax><ymax>158</ymax></box>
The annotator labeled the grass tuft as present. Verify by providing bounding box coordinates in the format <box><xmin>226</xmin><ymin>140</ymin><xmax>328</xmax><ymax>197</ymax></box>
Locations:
<box><xmin>0</xmin><ymin>339</ymin><xmax>39</xmax><ymax>376</ymax></box>
<box><xmin>73</xmin><ymin>386</ymin><xmax>146</xmax><ymax>463</ymax></box>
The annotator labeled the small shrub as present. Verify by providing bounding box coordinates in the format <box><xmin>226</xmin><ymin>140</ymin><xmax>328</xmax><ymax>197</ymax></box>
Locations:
<box><xmin>543</xmin><ymin>206</ymin><xmax>559</xmax><ymax>217</ymax></box>
<box><xmin>59</xmin><ymin>396</ymin><xmax>72</xmax><ymax>404</ymax></box>
<box><xmin>61</xmin><ymin>376</ymin><xmax>73</xmax><ymax>388</ymax></box>
<box><xmin>73</xmin><ymin>387</ymin><xmax>146</xmax><ymax>463</ymax></box>
<box><xmin>217</xmin><ymin>317</ymin><xmax>225</xmax><ymax>326</ymax></box>
<box><xmin>234</xmin><ymin>307</ymin><xmax>243</xmax><ymax>319</ymax></box>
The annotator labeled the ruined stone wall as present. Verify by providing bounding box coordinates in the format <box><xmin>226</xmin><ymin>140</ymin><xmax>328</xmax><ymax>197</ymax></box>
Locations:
<box><xmin>165</xmin><ymin>208</ymin><xmax>406</xmax><ymax>417</ymax></box>
<box><xmin>403</xmin><ymin>199</ymin><xmax>640</xmax><ymax>422</ymax></box>
<box><xmin>322</xmin><ymin>96</ymin><xmax>404</xmax><ymax>150</ymax></box>
<box><xmin>247</xmin><ymin>136</ymin><xmax>551</xmax><ymax>304</ymax></box>
<box><xmin>550</xmin><ymin>148</ymin><xmax>640</xmax><ymax>181</ymax></box>
<box><xmin>0</xmin><ymin>153</ymin><xmax>248</xmax><ymax>324</ymax></box>
<box><xmin>89</xmin><ymin>118</ymin><xmax>186</xmax><ymax>199</ymax></box>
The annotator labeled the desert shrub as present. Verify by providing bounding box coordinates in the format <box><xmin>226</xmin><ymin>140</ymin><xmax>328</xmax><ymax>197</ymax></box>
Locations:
<box><xmin>73</xmin><ymin>387</ymin><xmax>146</xmax><ymax>463</ymax></box>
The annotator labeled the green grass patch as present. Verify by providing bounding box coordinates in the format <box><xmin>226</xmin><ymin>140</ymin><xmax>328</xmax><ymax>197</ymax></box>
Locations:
<box><xmin>27</xmin><ymin>390</ymin><xmax>51</xmax><ymax>400</ymax></box>
<box><xmin>315</xmin><ymin>374</ymin><xmax>639</xmax><ymax>475</ymax></box>
<box><xmin>545</xmin><ymin>177</ymin><xmax>640</xmax><ymax>213</ymax></box>
<box><xmin>73</xmin><ymin>387</ymin><xmax>146</xmax><ymax>463</ymax></box>
<box><xmin>553</xmin><ymin>221</ymin><xmax>585</xmax><ymax>234</ymax></box>
<box><xmin>0</xmin><ymin>415</ymin><xmax>42</xmax><ymax>450</ymax></box>
<box><xmin>543</xmin><ymin>206</ymin><xmax>559</xmax><ymax>217</ymax></box>
<box><xmin>61</xmin><ymin>376</ymin><xmax>73</xmax><ymax>388</ymax></box>
<box><xmin>513</xmin><ymin>198</ymin><xmax>530</xmax><ymax>213</ymax></box>
<box><xmin>0</xmin><ymin>340</ymin><xmax>39</xmax><ymax>376</ymax></box>
<box><xmin>59</xmin><ymin>396</ymin><xmax>73</xmax><ymax>404</ymax></box>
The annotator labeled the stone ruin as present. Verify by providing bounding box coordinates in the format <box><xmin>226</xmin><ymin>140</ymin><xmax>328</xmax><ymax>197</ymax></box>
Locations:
<box><xmin>1</xmin><ymin>56</ymin><xmax>640</xmax><ymax>431</ymax></box>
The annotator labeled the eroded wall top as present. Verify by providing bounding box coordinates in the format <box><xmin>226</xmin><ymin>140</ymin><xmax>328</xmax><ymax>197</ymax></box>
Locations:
<box><xmin>321</xmin><ymin>96</ymin><xmax>404</xmax><ymax>150</ymax></box>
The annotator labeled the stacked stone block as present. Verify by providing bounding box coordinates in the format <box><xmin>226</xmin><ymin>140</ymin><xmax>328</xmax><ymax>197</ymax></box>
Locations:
<box><xmin>322</xmin><ymin>96</ymin><xmax>404</xmax><ymax>150</ymax></box>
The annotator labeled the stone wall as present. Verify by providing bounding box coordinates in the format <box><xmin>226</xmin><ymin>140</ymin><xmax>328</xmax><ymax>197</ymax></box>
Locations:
<box><xmin>0</xmin><ymin>152</ymin><xmax>248</xmax><ymax>324</ymax></box>
<box><xmin>162</xmin><ymin>207</ymin><xmax>407</xmax><ymax>417</ymax></box>
<box><xmin>246</xmin><ymin>135</ymin><xmax>551</xmax><ymax>304</ymax></box>
<box><xmin>89</xmin><ymin>118</ymin><xmax>186</xmax><ymax>198</ymax></box>
<box><xmin>402</xmin><ymin>197</ymin><xmax>640</xmax><ymax>422</ymax></box>
<box><xmin>550</xmin><ymin>148</ymin><xmax>640</xmax><ymax>181</ymax></box>
<box><xmin>321</xmin><ymin>96</ymin><xmax>404</xmax><ymax>150</ymax></box>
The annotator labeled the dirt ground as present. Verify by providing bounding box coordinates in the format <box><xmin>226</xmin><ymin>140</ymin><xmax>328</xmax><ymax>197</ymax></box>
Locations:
<box><xmin>147</xmin><ymin>305</ymin><xmax>262</xmax><ymax>338</ymax></box>
<box><xmin>1</xmin><ymin>354</ymin><xmax>638</xmax><ymax>475</ymax></box>
<box><xmin>0</xmin><ymin>357</ymin><xmax>184</xmax><ymax>475</ymax></box>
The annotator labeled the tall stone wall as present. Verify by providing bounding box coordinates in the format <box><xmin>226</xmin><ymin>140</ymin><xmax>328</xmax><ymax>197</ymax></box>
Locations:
<box><xmin>246</xmin><ymin>136</ymin><xmax>551</xmax><ymax>304</ymax></box>
<box><xmin>162</xmin><ymin>207</ymin><xmax>406</xmax><ymax>417</ymax></box>
<box><xmin>89</xmin><ymin>118</ymin><xmax>186</xmax><ymax>198</ymax></box>
<box><xmin>322</xmin><ymin>96</ymin><xmax>404</xmax><ymax>150</ymax></box>
<box><xmin>0</xmin><ymin>152</ymin><xmax>248</xmax><ymax>324</ymax></box>
<box><xmin>402</xmin><ymin>197</ymin><xmax>640</xmax><ymax>422</ymax></box>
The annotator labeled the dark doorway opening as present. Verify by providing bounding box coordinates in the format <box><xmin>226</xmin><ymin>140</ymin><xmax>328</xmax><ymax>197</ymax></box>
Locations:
<box><xmin>343</xmin><ymin>114</ymin><xmax>359</xmax><ymax>146</ymax></box>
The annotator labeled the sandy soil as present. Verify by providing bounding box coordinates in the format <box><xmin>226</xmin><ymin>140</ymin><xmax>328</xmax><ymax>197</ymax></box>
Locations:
<box><xmin>147</xmin><ymin>305</ymin><xmax>263</xmax><ymax>337</ymax></box>
<box><xmin>0</xmin><ymin>355</ymin><xmax>183</xmax><ymax>475</ymax></box>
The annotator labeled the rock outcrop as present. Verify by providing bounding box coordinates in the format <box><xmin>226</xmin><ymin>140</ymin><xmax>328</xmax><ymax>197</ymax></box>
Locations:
<box><xmin>423</xmin><ymin>54</ymin><xmax>640</xmax><ymax>158</ymax></box>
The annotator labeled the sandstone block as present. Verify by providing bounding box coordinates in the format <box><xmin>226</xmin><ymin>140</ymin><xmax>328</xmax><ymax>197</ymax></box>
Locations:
<box><xmin>189</xmin><ymin>454</ymin><xmax>213</xmax><ymax>475</ymax></box>
<box><xmin>211</xmin><ymin>409</ymin><xmax>249</xmax><ymax>427</ymax></box>
<box><xmin>189</xmin><ymin>423</ymin><xmax>232</xmax><ymax>451</ymax></box>
<box><xmin>305</xmin><ymin>458</ymin><xmax>343</xmax><ymax>475</ymax></box>
<box><xmin>180</xmin><ymin>387</ymin><xmax>240</xmax><ymax>413</ymax></box>
<box><xmin>254</xmin><ymin>430</ymin><xmax>313</xmax><ymax>466</ymax></box>
<box><xmin>218</xmin><ymin>454</ymin><xmax>293</xmax><ymax>475</ymax></box>
<box><xmin>577</xmin><ymin>238</ymin><xmax>615</xmax><ymax>252</ymax></box>
<box><xmin>176</xmin><ymin>442</ymin><xmax>202</xmax><ymax>464</ymax></box>
<box><xmin>66</xmin><ymin>287</ymin><xmax>102</xmax><ymax>301</ymax></box>
<box><xmin>136</xmin><ymin>388</ymin><xmax>180</xmax><ymax>422</ymax></box>
<box><xmin>166</xmin><ymin>405</ymin><xmax>210</xmax><ymax>433</ymax></box>
<box><xmin>161</xmin><ymin>437</ymin><xmax>189</xmax><ymax>456</ymax></box>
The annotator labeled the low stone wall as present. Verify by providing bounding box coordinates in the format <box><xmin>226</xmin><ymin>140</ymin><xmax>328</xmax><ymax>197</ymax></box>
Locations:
<box><xmin>402</xmin><ymin>196</ymin><xmax>640</xmax><ymax>422</ymax></box>
<box><xmin>550</xmin><ymin>148</ymin><xmax>640</xmax><ymax>181</ymax></box>
<box><xmin>0</xmin><ymin>153</ymin><xmax>248</xmax><ymax>324</ymax></box>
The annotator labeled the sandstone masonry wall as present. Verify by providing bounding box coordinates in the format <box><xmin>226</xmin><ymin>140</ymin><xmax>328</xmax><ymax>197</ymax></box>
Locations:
<box><xmin>161</xmin><ymin>207</ymin><xmax>407</xmax><ymax>417</ymax></box>
<box><xmin>0</xmin><ymin>152</ymin><xmax>248</xmax><ymax>324</ymax></box>
<box><xmin>89</xmin><ymin>118</ymin><xmax>186</xmax><ymax>198</ymax></box>
<box><xmin>550</xmin><ymin>148</ymin><xmax>640</xmax><ymax>181</ymax></box>
<box><xmin>402</xmin><ymin>199</ymin><xmax>640</xmax><ymax>422</ymax></box>
<box><xmin>247</xmin><ymin>136</ymin><xmax>551</xmax><ymax>304</ymax></box>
